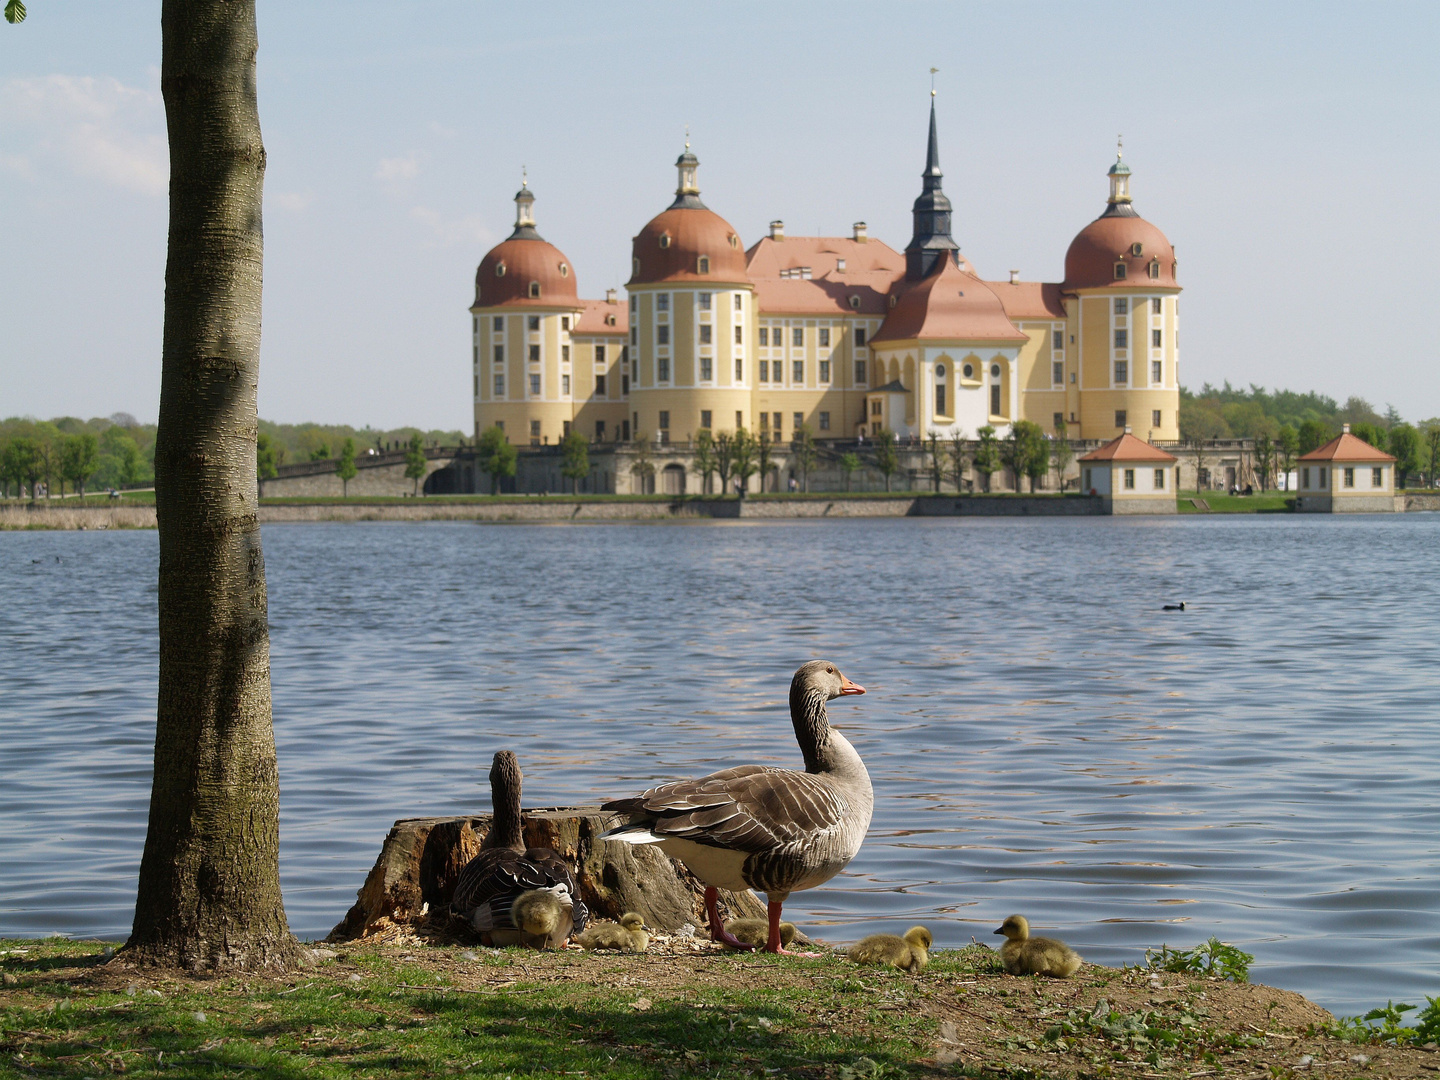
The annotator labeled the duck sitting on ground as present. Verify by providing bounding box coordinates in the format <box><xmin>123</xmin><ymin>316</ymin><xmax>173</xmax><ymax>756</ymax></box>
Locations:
<box><xmin>993</xmin><ymin>914</ymin><xmax>1082</xmax><ymax>977</ymax></box>
<box><xmin>848</xmin><ymin>926</ymin><xmax>932</xmax><ymax>973</ymax></box>
<box><xmin>725</xmin><ymin>917</ymin><xmax>797</xmax><ymax>949</ymax></box>
<box><xmin>601</xmin><ymin>660</ymin><xmax>871</xmax><ymax>955</ymax></box>
<box><xmin>575</xmin><ymin>912</ymin><xmax>650</xmax><ymax>953</ymax></box>
<box><xmin>449</xmin><ymin>750</ymin><xmax>589</xmax><ymax>948</ymax></box>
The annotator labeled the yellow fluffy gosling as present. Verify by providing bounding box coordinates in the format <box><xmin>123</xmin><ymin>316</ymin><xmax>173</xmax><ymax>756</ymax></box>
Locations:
<box><xmin>724</xmin><ymin>917</ymin><xmax>797</xmax><ymax>949</ymax></box>
<box><xmin>993</xmin><ymin>914</ymin><xmax>1082</xmax><ymax>978</ymax></box>
<box><xmin>576</xmin><ymin>912</ymin><xmax>650</xmax><ymax>953</ymax></box>
<box><xmin>848</xmin><ymin>926</ymin><xmax>932</xmax><ymax>973</ymax></box>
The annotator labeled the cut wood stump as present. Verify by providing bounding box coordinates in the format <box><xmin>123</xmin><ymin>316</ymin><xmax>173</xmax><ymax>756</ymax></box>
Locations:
<box><xmin>328</xmin><ymin>807</ymin><xmax>770</xmax><ymax>943</ymax></box>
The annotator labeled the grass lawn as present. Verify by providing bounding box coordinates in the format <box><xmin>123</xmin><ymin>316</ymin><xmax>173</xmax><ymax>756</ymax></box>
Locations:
<box><xmin>1177</xmin><ymin>491</ymin><xmax>1295</xmax><ymax>513</ymax></box>
<box><xmin>4</xmin><ymin>936</ymin><xmax>1433</xmax><ymax>1080</ymax></box>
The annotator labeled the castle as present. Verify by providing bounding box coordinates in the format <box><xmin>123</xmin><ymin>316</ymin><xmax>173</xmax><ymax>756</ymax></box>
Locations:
<box><xmin>470</xmin><ymin>99</ymin><xmax>1181</xmax><ymax>452</ymax></box>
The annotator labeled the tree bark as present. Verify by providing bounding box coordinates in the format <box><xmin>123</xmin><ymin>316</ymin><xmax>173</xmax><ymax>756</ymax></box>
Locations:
<box><xmin>128</xmin><ymin>0</ymin><xmax>302</xmax><ymax>972</ymax></box>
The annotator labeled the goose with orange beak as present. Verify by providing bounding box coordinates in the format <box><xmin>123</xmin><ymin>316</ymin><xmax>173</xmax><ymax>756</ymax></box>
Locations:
<box><xmin>603</xmin><ymin>661</ymin><xmax>871</xmax><ymax>954</ymax></box>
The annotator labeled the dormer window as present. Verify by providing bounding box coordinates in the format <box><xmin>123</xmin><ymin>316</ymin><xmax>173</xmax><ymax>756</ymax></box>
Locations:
<box><xmin>495</xmin><ymin>262</ymin><xmax>507</xmax><ymax>277</ymax></box>
<box><xmin>605</xmin><ymin>314</ymin><xmax>616</xmax><ymax>326</ymax></box>
<box><xmin>1148</xmin><ymin>260</ymin><xmax>1160</xmax><ymax>279</ymax></box>
<box><xmin>1114</xmin><ymin>262</ymin><xmax>1127</xmax><ymax>280</ymax></box>
<box><xmin>632</xmin><ymin>257</ymin><xmax>640</xmax><ymax>275</ymax></box>
<box><xmin>1130</xmin><ymin>242</ymin><xmax>1143</xmax><ymax>256</ymax></box>
<box><xmin>697</xmin><ymin>256</ymin><xmax>710</xmax><ymax>274</ymax></box>
<box><xmin>559</xmin><ymin>263</ymin><xmax>569</xmax><ymax>277</ymax></box>
<box><xmin>837</xmin><ymin>258</ymin><xmax>847</xmax><ymax>271</ymax></box>
<box><xmin>658</xmin><ymin>233</ymin><xmax>672</xmax><ymax>249</ymax></box>
<box><xmin>727</xmin><ymin>235</ymin><xmax>738</xmax><ymax>249</ymax></box>
<box><xmin>528</xmin><ymin>282</ymin><xmax>541</xmax><ymax>298</ymax></box>
<box><xmin>849</xmin><ymin>295</ymin><xmax>861</xmax><ymax>310</ymax></box>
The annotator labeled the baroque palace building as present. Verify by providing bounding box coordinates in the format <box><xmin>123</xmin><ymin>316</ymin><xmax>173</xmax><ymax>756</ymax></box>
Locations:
<box><xmin>471</xmin><ymin>100</ymin><xmax>1181</xmax><ymax>449</ymax></box>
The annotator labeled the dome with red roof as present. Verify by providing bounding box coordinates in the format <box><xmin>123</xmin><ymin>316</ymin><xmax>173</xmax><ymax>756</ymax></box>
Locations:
<box><xmin>872</xmin><ymin>254</ymin><xmax>1026</xmax><ymax>345</ymax></box>
<box><xmin>628</xmin><ymin>148</ymin><xmax>749</xmax><ymax>287</ymax></box>
<box><xmin>472</xmin><ymin>183</ymin><xmax>579</xmax><ymax>309</ymax></box>
<box><xmin>1062</xmin><ymin>155</ymin><xmax>1178</xmax><ymax>291</ymax></box>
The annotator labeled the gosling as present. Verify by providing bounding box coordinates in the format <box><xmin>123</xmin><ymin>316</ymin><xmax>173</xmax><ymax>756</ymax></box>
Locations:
<box><xmin>993</xmin><ymin>914</ymin><xmax>1082</xmax><ymax>978</ymax></box>
<box><xmin>848</xmin><ymin>926</ymin><xmax>932</xmax><ymax>973</ymax></box>
<box><xmin>575</xmin><ymin>912</ymin><xmax>650</xmax><ymax>953</ymax></box>
<box><xmin>724</xmin><ymin>918</ymin><xmax>797</xmax><ymax>950</ymax></box>
<box><xmin>509</xmin><ymin>885</ymin><xmax>575</xmax><ymax>950</ymax></box>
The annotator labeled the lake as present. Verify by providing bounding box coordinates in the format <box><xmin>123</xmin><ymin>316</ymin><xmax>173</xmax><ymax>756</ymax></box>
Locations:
<box><xmin>1</xmin><ymin>516</ymin><xmax>1437</xmax><ymax>1018</ymax></box>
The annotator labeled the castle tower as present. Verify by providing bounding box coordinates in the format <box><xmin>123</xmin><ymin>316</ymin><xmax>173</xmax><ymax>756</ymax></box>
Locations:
<box><xmin>904</xmin><ymin>95</ymin><xmax>961</xmax><ymax>281</ymax></box>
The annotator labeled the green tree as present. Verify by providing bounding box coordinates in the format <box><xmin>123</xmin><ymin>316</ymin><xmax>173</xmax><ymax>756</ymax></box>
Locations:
<box><xmin>1421</xmin><ymin>420</ymin><xmax>1440</xmax><ymax>487</ymax></box>
<box><xmin>476</xmin><ymin>425</ymin><xmax>517</xmax><ymax>495</ymax></box>
<box><xmin>972</xmin><ymin>425</ymin><xmax>1000</xmax><ymax>492</ymax></box>
<box><xmin>1278</xmin><ymin>425</ymin><xmax>1300</xmax><ymax>489</ymax></box>
<box><xmin>628</xmin><ymin>432</ymin><xmax>655</xmax><ymax>494</ymax></box>
<box><xmin>256</xmin><ymin>431</ymin><xmax>280</xmax><ymax>481</ymax></box>
<box><xmin>335</xmin><ymin>437</ymin><xmax>357</xmax><ymax>497</ymax></box>
<box><xmin>1297</xmin><ymin>419</ymin><xmax>1334</xmax><ymax>455</ymax></box>
<box><xmin>1350</xmin><ymin>421</ymin><xmax>1387</xmax><ymax>450</ymax></box>
<box><xmin>948</xmin><ymin>433</ymin><xmax>968</xmax><ymax>493</ymax></box>
<box><xmin>792</xmin><ymin>424</ymin><xmax>818</xmax><ymax>492</ymax></box>
<box><xmin>732</xmin><ymin>428</ymin><xmax>758</xmax><ymax>496</ymax></box>
<box><xmin>308</xmin><ymin>442</ymin><xmax>331</xmax><ymax>462</ymax></box>
<box><xmin>692</xmin><ymin>430</ymin><xmax>717</xmax><ymax>494</ymax></box>
<box><xmin>403</xmin><ymin>432</ymin><xmax>427</xmax><ymax>495</ymax></box>
<box><xmin>872</xmin><ymin>428</ymin><xmax>899</xmax><ymax>491</ymax></box>
<box><xmin>1005</xmin><ymin>420</ymin><xmax>1047</xmax><ymax>492</ymax></box>
<box><xmin>756</xmin><ymin>431</ymin><xmax>774</xmax><ymax>493</ymax></box>
<box><xmin>1387</xmin><ymin>423</ymin><xmax>1421</xmax><ymax>489</ymax></box>
<box><xmin>714</xmin><ymin>432</ymin><xmax>735</xmax><ymax>495</ymax></box>
<box><xmin>130</xmin><ymin>0</ymin><xmax>303</xmax><ymax>972</ymax></box>
<box><xmin>560</xmin><ymin>429</ymin><xmax>590</xmax><ymax>494</ymax></box>
<box><xmin>926</xmin><ymin>432</ymin><xmax>942</xmax><ymax>492</ymax></box>
<box><xmin>3</xmin><ymin>436</ymin><xmax>42</xmax><ymax>499</ymax></box>
<box><xmin>1253</xmin><ymin>432</ymin><xmax>1274</xmax><ymax>492</ymax></box>
<box><xmin>60</xmin><ymin>431</ymin><xmax>99</xmax><ymax>497</ymax></box>
<box><xmin>1050</xmin><ymin>418</ymin><xmax>1075</xmax><ymax>492</ymax></box>
<box><xmin>839</xmin><ymin>451</ymin><xmax>860</xmax><ymax>492</ymax></box>
<box><xmin>34</xmin><ymin>422</ymin><xmax>61</xmax><ymax>498</ymax></box>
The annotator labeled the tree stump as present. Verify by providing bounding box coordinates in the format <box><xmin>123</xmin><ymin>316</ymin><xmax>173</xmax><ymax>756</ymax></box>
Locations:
<box><xmin>327</xmin><ymin>807</ymin><xmax>769</xmax><ymax>943</ymax></box>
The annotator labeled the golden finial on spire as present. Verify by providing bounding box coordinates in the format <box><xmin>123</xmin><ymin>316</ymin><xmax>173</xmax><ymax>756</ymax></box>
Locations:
<box><xmin>521</xmin><ymin>165</ymin><xmax>528</xmax><ymax>188</ymax></box>
<box><xmin>684</xmin><ymin>124</ymin><xmax>690</xmax><ymax>151</ymax></box>
<box><xmin>930</xmin><ymin>67</ymin><xmax>938</xmax><ymax>96</ymax></box>
<box><xmin>1116</xmin><ymin>134</ymin><xmax>1123</xmax><ymax>161</ymax></box>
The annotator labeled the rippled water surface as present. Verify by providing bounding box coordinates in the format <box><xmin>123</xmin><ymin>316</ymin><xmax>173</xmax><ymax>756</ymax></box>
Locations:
<box><xmin>2</xmin><ymin>516</ymin><xmax>1438</xmax><ymax>1016</ymax></box>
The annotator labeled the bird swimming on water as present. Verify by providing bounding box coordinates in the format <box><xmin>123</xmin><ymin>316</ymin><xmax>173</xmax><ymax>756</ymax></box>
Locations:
<box><xmin>1163</xmin><ymin>601</ymin><xmax>1186</xmax><ymax>611</ymax></box>
<box><xmin>602</xmin><ymin>660</ymin><xmax>871</xmax><ymax>955</ymax></box>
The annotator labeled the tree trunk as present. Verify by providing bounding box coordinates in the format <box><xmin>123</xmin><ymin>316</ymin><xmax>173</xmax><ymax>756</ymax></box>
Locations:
<box><xmin>129</xmin><ymin>0</ymin><xmax>302</xmax><ymax>973</ymax></box>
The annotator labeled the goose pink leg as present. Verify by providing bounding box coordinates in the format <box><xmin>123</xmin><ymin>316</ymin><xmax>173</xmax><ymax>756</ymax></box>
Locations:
<box><xmin>765</xmin><ymin>899</ymin><xmax>820</xmax><ymax>957</ymax></box>
<box><xmin>705</xmin><ymin>886</ymin><xmax>756</xmax><ymax>950</ymax></box>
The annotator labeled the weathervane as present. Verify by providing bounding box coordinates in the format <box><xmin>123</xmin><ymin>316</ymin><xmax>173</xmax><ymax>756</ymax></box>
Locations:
<box><xmin>1116</xmin><ymin>134</ymin><xmax>1123</xmax><ymax>161</ymax></box>
<box><xmin>684</xmin><ymin>124</ymin><xmax>690</xmax><ymax>151</ymax></box>
<box><xmin>521</xmin><ymin>165</ymin><xmax>528</xmax><ymax>188</ymax></box>
<box><xmin>930</xmin><ymin>67</ymin><xmax>938</xmax><ymax>96</ymax></box>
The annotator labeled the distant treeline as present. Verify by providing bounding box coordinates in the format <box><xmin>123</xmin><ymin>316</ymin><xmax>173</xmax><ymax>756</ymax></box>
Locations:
<box><xmin>0</xmin><ymin>414</ymin><xmax>464</xmax><ymax>499</ymax></box>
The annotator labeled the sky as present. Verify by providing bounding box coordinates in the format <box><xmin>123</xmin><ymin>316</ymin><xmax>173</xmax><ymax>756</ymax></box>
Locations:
<box><xmin>3</xmin><ymin>1</ymin><xmax>1439</xmax><ymax>430</ymax></box>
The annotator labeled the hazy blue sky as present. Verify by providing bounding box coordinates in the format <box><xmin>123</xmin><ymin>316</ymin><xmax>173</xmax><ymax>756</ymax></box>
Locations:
<box><xmin>3</xmin><ymin>2</ymin><xmax>1438</xmax><ymax>429</ymax></box>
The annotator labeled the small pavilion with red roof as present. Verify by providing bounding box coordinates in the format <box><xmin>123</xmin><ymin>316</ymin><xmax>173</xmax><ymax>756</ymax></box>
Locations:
<box><xmin>1078</xmin><ymin>429</ymin><xmax>1178</xmax><ymax>514</ymax></box>
<box><xmin>1296</xmin><ymin>425</ymin><xmax>1397</xmax><ymax>513</ymax></box>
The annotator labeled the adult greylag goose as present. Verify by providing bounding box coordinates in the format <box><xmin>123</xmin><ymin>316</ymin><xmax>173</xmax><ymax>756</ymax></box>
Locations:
<box><xmin>601</xmin><ymin>660</ymin><xmax>871</xmax><ymax>954</ymax></box>
<box><xmin>994</xmin><ymin>914</ymin><xmax>1082</xmax><ymax>977</ymax></box>
<box><xmin>450</xmin><ymin>750</ymin><xmax>589</xmax><ymax>946</ymax></box>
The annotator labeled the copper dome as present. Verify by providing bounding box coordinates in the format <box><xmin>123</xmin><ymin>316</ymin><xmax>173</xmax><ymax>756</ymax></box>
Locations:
<box><xmin>628</xmin><ymin>205</ymin><xmax>749</xmax><ymax>287</ymax></box>
<box><xmin>473</xmin><ymin>236</ymin><xmax>580</xmax><ymax>308</ymax></box>
<box><xmin>1063</xmin><ymin>214</ymin><xmax>1177</xmax><ymax>291</ymax></box>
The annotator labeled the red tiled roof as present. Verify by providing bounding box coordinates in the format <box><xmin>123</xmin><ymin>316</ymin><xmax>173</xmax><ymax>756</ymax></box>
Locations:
<box><xmin>1298</xmin><ymin>432</ymin><xmax>1395</xmax><ymax>462</ymax></box>
<box><xmin>986</xmin><ymin>280</ymin><xmax>1066</xmax><ymax>320</ymax></box>
<box><xmin>1063</xmin><ymin>213</ymin><xmax>1178</xmax><ymax>292</ymax></box>
<box><xmin>473</xmin><ymin>237</ymin><xmax>580</xmax><ymax>309</ymax></box>
<box><xmin>1078</xmin><ymin>432</ymin><xmax>1178</xmax><ymax>463</ymax></box>
<box><xmin>629</xmin><ymin>206</ymin><xmax>749</xmax><ymax>286</ymax></box>
<box><xmin>573</xmin><ymin>297</ymin><xmax>628</xmax><ymax>335</ymax></box>
<box><xmin>745</xmin><ymin>236</ymin><xmax>905</xmax><ymax>316</ymax></box>
<box><xmin>871</xmin><ymin>256</ymin><xmax>1027</xmax><ymax>345</ymax></box>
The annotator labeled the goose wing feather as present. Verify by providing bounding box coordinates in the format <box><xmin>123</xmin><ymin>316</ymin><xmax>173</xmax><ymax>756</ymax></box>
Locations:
<box><xmin>605</xmin><ymin>765</ymin><xmax>849</xmax><ymax>853</ymax></box>
<box><xmin>451</xmin><ymin>847</ymin><xmax>589</xmax><ymax>932</ymax></box>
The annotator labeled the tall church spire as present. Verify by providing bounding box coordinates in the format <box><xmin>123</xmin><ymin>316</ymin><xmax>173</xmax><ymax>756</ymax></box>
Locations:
<box><xmin>905</xmin><ymin>92</ymin><xmax>960</xmax><ymax>281</ymax></box>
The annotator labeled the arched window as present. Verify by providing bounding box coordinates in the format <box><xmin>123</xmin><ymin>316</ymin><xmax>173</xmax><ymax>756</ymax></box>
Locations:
<box><xmin>697</xmin><ymin>256</ymin><xmax>710</xmax><ymax>274</ymax></box>
<box><xmin>1148</xmin><ymin>260</ymin><xmax>1160</xmax><ymax>279</ymax></box>
<box><xmin>727</xmin><ymin>234</ymin><xmax>739</xmax><ymax>249</ymax></box>
<box><xmin>963</xmin><ymin>363</ymin><xmax>974</xmax><ymax>379</ymax></box>
<box><xmin>632</xmin><ymin>257</ymin><xmax>640</xmax><ymax>275</ymax></box>
<box><xmin>495</xmin><ymin>262</ymin><xmax>507</xmax><ymax>277</ymax></box>
<box><xmin>1130</xmin><ymin>242</ymin><xmax>1143</xmax><ymax>256</ymax></box>
<box><xmin>990</xmin><ymin>363</ymin><xmax>1001</xmax><ymax>379</ymax></box>
<box><xmin>1114</xmin><ymin>262</ymin><xmax>1128</xmax><ymax>280</ymax></box>
<box><xmin>559</xmin><ymin>263</ymin><xmax>569</xmax><ymax>277</ymax></box>
<box><xmin>848</xmin><ymin>295</ymin><xmax>861</xmax><ymax>309</ymax></box>
<box><xmin>529</xmin><ymin>282</ymin><xmax>540</xmax><ymax>298</ymax></box>
<box><xmin>658</xmin><ymin>233</ymin><xmax>672</xmax><ymax>249</ymax></box>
